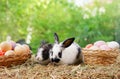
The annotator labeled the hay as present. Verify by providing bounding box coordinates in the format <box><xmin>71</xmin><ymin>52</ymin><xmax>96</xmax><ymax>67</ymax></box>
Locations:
<box><xmin>0</xmin><ymin>54</ymin><xmax>120</xmax><ymax>79</ymax></box>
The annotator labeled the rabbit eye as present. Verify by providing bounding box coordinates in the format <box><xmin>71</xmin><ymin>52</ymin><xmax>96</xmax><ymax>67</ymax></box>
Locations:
<box><xmin>58</xmin><ymin>52</ymin><xmax>62</xmax><ymax>58</ymax></box>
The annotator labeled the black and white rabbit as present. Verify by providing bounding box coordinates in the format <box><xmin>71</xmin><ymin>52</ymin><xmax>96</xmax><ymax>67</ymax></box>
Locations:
<box><xmin>49</xmin><ymin>33</ymin><xmax>84</xmax><ymax>65</ymax></box>
<box><xmin>35</xmin><ymin>41</ymin><xmax>52</xmax><ymax>65</ymax></box>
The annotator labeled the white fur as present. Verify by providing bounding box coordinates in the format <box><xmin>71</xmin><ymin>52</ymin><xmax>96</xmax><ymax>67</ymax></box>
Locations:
<box><xmin>36</xmin><ymin>48</ymin><xmax>44</xmax><ymax>61</ymax></box>
<box><xmin>36</xmin><ymin>48</ymin><xmax>50</xmax><ymax>65</ymax></box>
<box><xmin>50</xmin><ymin>44</ymin><xmax>62</xmax><ymax>58</ymax></box>
<box><xmin>61</xmin><ymin>43</ymin><xmax>80</xmax><ymax>64</ymax></box>
<box><xmin>50</xmin><ymin>42</ymin><xmax>82</xmax><ymax>65</ymax></box>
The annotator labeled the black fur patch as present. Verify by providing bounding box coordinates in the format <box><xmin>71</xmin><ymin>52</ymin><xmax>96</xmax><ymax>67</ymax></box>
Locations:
<box><xmin>42</xmin><ymin>49</ymin><xmax>49</xmax><ymax>60</ymax></box>
<box><xmin>16</xmin><ymin>39</ymin><xmax>32</xmax><ymax>50</ymax></box>
<box><xmin>40</xmin><ymin>44</ymin><xmax>52</xmax><ymax>61</ymax></box>
<box><xmin>76</xmin><ymin>47</ymin><xmax>81</xmax><ymax>59</ymax></box>
<box><xmin>58</xmin><ymin>51</ymin><xmax>62</xmax><ymax>58</ymax></box>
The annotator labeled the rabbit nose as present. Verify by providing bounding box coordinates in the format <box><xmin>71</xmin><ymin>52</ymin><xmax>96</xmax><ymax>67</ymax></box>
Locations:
<box><xmin>51</xmin><ymin>58</ymin><xmax>60</xmax><ymax>63</ymax></box>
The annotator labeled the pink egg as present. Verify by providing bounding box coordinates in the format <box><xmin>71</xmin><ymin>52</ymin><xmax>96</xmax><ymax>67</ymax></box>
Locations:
<box><xmin>85</xmin><ymin>44</ymin><xmax>93</xmax><ymax>49</ymax></box>
<box><xmin>94</xmin><ymin>40</ymin><xmax>106</xmax><ymax>47</ymax></box>
<box><xmin>100</xmin><ymin>45</ymin><xmax>111</xmax><ymax>50</ymax></box>
<box><xmin>9</xmin><ymin>41</ymin><xmax>16</xmax><ymax>50</ymax></box>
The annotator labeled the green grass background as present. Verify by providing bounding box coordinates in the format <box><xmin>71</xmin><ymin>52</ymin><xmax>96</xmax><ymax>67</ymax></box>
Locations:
<box><xmin>0</xmin><ymin>0</ymin><xmax>120</xmax><ymax>53</ymax></box>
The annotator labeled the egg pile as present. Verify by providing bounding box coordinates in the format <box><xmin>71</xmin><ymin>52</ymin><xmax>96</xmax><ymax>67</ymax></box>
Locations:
<box><xmin>0</xmin><ymin>40</ymin><xmax>30</xmax><ymax>56</ymax></box>
<box><xmin>85</xmin><ymin>40</ymin><xmax>120</xmax><ymax>50</ymax></box>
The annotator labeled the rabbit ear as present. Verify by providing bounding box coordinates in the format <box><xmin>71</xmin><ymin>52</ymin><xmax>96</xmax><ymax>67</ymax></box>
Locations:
<box><xmin>48</xmin><ymin>44</ymin><xmax>53</xmax><ymax>49</ymax></box>
<box><xmin>62</xmin><ymin>38</ymin><xmax>75</xmax><ymax>48</ymax></box>
<box><xmin>54</xmin><ymin>33</ymin><xmax>59</xmax><ymax>44</ymax></box>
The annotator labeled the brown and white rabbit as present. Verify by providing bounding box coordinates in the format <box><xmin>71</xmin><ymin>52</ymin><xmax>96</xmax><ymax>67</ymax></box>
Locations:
<box><xmin>49</xmin><ymin>33</ymin><xmax>84</xmax><ymax>65</ymax></box>
<box><xmin>35</xmin><ymin>40</ymin><xmax>52</xmax><ymax>65</ymax></box>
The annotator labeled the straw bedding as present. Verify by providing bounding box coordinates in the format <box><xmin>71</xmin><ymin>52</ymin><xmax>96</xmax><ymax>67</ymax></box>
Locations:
<box><xmin>0</xmin><ymin>49</ymin><xmax>119</xmax><ymax>79</ymax></box>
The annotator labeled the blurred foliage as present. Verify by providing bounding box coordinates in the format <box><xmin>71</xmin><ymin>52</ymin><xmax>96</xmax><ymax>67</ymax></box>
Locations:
<box><xmin>0</xmin><ymin>0</ymin><xmax>120</xmax><ymax>53</ymax></box>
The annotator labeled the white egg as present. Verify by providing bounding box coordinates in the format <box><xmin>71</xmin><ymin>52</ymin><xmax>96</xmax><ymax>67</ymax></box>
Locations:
<box><xmin>89</xmin><ymin>46</ymin><xmax>99</xmax><ymax>50</ymax></box>
<box><xmin>107</xmin><ymin>41</ymin><xmax>120</xmax><ymax>49</ymax></box>
<box><xmin>5</xmin><ymin>50</ymin><xmax>15</xmax><ymax>56</ymax></box>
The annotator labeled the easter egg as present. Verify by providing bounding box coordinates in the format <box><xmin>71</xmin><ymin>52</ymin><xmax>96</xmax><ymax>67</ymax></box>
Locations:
<box><xmin>85</xmin><ymin>44</ymin><xmax>93</xmax><ymax>49</ymax></box>
<box><xmin>15</xmin><ymin>43</ymin><xmax>22</xmax><ymax>47</ymax></box>
<box><xmin>14</xmin><ymin>45</ymin><xmax>27</xmax><ymax>55</ymax></box>
<box><xmin>0</xmin><ymin>50</ymin><xmax>5</xmax><ymax>56</ymax></box>
<box><xmin>5</xmin><ymin>50</ymin><xmax>15</xmax><ymax>56</ymax></box>
<box><xmin>99</xmin><ymin>45</ymin><xmax>111</xmax><ymax>50</ymax></box>
<box><xmin>0</xmin><ymin>41</ymin><xmax>12</xmax><ymax>52</ymax></box>
<box><xmin>22</xmin><ymin>44</ymin><xmax>30</xmax><ymax>53</ymax></box>
<box><xmin>94</xmin><ymin>40</ymin><xmax>106</xmax><ymax>47</ymax></box>
<box><xmin>107</xmin><ymin>41</ymin><xmax>120</xmax><ymax>49</ymax></box>
<box><xmin>89</xmin><ymin>46</ymin><xmax>99</xmax><ymax>50</ymax></box>
<box><xmin>9</xmin><ymin>41</ymin><xmax>16</xmax><ymax>50</ymax></box>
